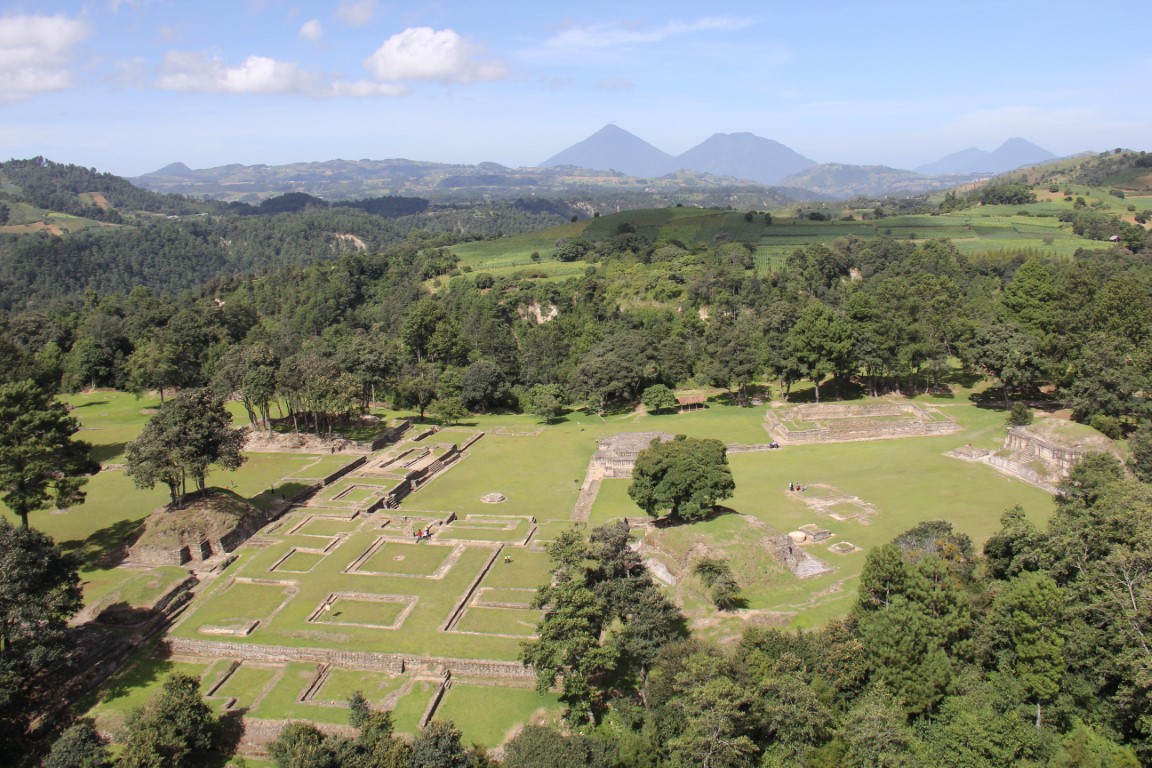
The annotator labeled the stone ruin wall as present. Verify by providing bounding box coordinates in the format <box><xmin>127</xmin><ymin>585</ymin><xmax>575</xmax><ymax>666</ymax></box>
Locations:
<box><xmin>165</xmin><ymin>638</ymin><xmax>536</xmax><ymax>680</ymax></box>
<box><xmin>1005</xmin><ymin>427</ymin><xmax>1086</xmax><ymax>478</ymax></box>
<box><xmin>766</xmin><ymin>402</ymin><xmax>958</xmax><ymax>444</ymax></box>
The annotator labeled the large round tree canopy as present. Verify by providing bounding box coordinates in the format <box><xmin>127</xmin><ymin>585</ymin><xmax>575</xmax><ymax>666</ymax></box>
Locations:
<box><xmin>627</xmin><ymin>434</ymin><xmax>735</xmax><ymax>521</ymax></box>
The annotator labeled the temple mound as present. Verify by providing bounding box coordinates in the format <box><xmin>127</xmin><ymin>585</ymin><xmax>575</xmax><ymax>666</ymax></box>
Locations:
<box><xmin>127</xmin><ymin>490</ymin><xmax>272</xmax><ymax>567</ymax></box>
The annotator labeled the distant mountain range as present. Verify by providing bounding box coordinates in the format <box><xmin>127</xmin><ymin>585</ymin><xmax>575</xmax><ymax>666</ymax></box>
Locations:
<box><xmin>132</xmin><ymin>128</ymin><xmax>1064</xmax><ymax>202</ymax></box>
<box><xmin>915</xmin><ymin>138</ymin><xmax>1057</xmax><ymax>175</ymax></box>
<box><xmin>539</xmin><ymin>124</ymin><xmax>817</xmax><ymax>185</ymax></box>
<box><xmin>539</xmin><ymin>125</ymin><xmax>1061</xmax><ymax>193</ymax></box>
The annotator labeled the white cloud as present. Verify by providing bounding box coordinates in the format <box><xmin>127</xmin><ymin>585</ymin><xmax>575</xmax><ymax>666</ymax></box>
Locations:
<box><xmin>364</xmin><ymin>27</ymin><xmax>507</xmax><ymax>84</ymax></box>
<box><xmin>299</xmin><ymin>19</ymin><xmax>323</xmax><ymax>41</ymax></box>
<box><xmin>336</xmin><ymin>0</ymin><xmax>377</xmax><ymax>28</ymax></box>
<box><xmin>156</xmin><ymin>51</ymin><xmax>415</xmax><ymax>98</ymax></box>
<box><xmin>158</xmin><ymin>52</ymin><xmax>317</xmax><ymax>94</ymax></box>
<box><xmin>0</xmin><ymin>14</ymin><xmax>90</xmax><ymax>102</ymax></box>
<box><xmin>545</xmin><ymin>16</ymin><xmax>753</xmax><ymax>50</ymax></box>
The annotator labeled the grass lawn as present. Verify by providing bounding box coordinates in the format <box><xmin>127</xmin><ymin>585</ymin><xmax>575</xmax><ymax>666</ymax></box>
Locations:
<box><xmin>287</xmin><ymin>455</ymin><xmax>362</xmax><ymax>481</ymax></box>
<box><xmin>589</xmin><ymin>479</ymin><xmax>641</xmax><ymax>525</ymax></box>
<box><xmin>434</xmin><ymin>683</ymin><xmax>562</xmax><ymax>747</ymax></box>
<box><xmin>359</xmin><ymin>541</ymin><xmax>455</xmax><ymax>575</ymax></box>
<box><xmin>454</xmin><ymin>606</ymin><xmax>541</xmax><ymax>636</ymax></box>
<box><xmin>84</xmin><ymin>648</ymin><xmax>223</xmax><ymax>730</ymax></box>
<box><xmin>210</xmin><ymin>664</ymin><xmax>280</xmax><ymax>711</ymax></box>
<box><xmin>401</xmin><ymin>432</ymin><xmax>589</xmax><ymax>523</ymax></box>
<box><xmin>440</xmin><ymin>518</ymin><xmax>530</xmax><ymax>543</ymax></box>
<box><xmin>294</xmin><ymin>516</ymin><xmax>362</xmax><ymax>537</ymax></box>
<box><xmin>316</xmin><ymin>668</ymin><xmax>406</xmax><ymax>705</ymax></box>
<box><xmin>321</xmin><ymin>596</ymin><xmax>410</xmax><ymax>627</ymax></box>
<box><xmin>192</xmin><ymin>581</ymin><xmax>294</xmax><ymax>629</ymax></box>
<box><xmin>272</xmin><ymin>549</ymin><xmax>327</xmax><ymax>573</ymax></box>
<box><xmin>479</xmin><ymin>548</ymin><xmax>552</xmax><ymax>590</ymax></box>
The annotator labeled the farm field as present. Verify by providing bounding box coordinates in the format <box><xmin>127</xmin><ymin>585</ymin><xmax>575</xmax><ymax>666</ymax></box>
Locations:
<box><xmin>446</xmin><ymin>194</ymin><xmax>1137</xmax><ymax>284</ymax></box>
<box><xmin>30</xmin><ymin>382</ymin><xmax>1073</xmax><ymax>752</ymax></box>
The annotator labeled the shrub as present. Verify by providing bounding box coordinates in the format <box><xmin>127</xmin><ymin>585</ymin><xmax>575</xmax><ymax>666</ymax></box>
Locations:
<box><xmin>1007</xmin><ymin>402</ymin><xmax>1034</xmax><ymax>427</ymax></box>
<box><xmin>692</xmin><ymin>556</ymin><xmax>731</xmax><ymax>588</ymax></box>
<box><xmin>1089</xmin><ymin>414</ymin><xmax>1122</xmax><ymax>440</ymax></box>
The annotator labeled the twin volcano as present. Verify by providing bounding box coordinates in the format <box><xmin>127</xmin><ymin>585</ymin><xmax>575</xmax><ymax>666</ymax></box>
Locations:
<box><xmin>539</xmin><ymin>124</ymin><xmax>816</xmax><ymax>185</ymax></box>
<box><xmin>542</xmin><ymin>126</ymin><xmax>1058</xmax><ymax>186</ymax></box>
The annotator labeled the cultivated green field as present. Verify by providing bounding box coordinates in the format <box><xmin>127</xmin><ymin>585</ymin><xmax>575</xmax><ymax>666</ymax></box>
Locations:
<box><xmin>448</xmin><ymin>190</ymin><xmax>1145</xmax><ymax>284</ymax></box>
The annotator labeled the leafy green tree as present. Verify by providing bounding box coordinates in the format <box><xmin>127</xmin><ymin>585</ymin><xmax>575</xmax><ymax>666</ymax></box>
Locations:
<box><xmin>628</xmin><ymin>435</ymin><xmax>735</xmax><ymax>522</ymax></box>
<box><xmin>692</xmin><ymin>556</ymin><xmax>743</xmax><ymax>609</ymax></box>
<box><xmin>835</xmin><ymin>686</ymin><xmax>922</xmax><ymax>768</ymax></box>
<box><xmin>397</xmin><ymin>361</ymin><xmax>440</xmax><ymax>420</ymax></box>
<box><xmin>459</xmin><ymin>359</ymin><xmax>508</xmax><ymax>412</ymax></box>
<box><xmin>664</xmin><ymin>653</ymin><xmax>758</xmax><ymax>768</ymax></box>
<box><xmin>1007</xmin><ymin>401</ymin><xmax>1034</xmax><ymax>427</ymax></box>
<box><xmin>0</xmin><ymin>519</ymin><xmax>82</xmax><ymax>752</ymax></box>
<box><xmin>855</xmin><ymin>544</ymin><xmax>971</xmax><ymax>715</ymax></box>
<box><xmin>212</xmin><ymin>343</ymin><xmax>279</xmax><ymax>431</ymax></box>
<box><xmin>123</xmin><ymin>337</ymin><xmax>180</xmax><ymax>403</ymax></box>
<box><xmin>524</xmin><ymin>383</ymin><xmax>565</xmax><ymax>423</ymax></box>
<box><xmin>987</xmin><ymin>572</ymin><xmax>1065</xmax><ymax>728</ymax></box>
<box><xmin>786</xmin><ymin>303</ymin><xmax>855</xmax><ymax>401</ymax></box>
<box><xmin>1050</xmin><ymin>721</ymin><xmax>1140</xmax><ymax>767</ymax></box>
<box><xmin>43</xmin><ymin>719</ymin><xmax>112</xmax><ymax>768</ymax></box>
<box><xmin>502</xmin><ymin>725</ymin><xmax>614</xmax><ymax>768</ymax></box>
<box><xmin>1065</xmin><ymin>334</ymin><xmax>1150</xmax><ymax>423</ymax></box>
<box><xmin>1127</xmin><ymin>422</ymin><xmax>1152</xmax><ymax>483</ymax></box>
<box><xmin>430</xmin><ymin>396</ymin><xmax>468</xmax><ymax>426</ymax></box>
<box><xmin>571</xmin><ymin>338</ymin><xmax>647</xmax><ymax>416</ymax></box>
<box><xmin>118</xmin><ymin>674</ymin><xmax>216</xmax><ymax>768</ymax></box>
<box><xmin>0</xmin><ymin>380</ymin><xmax>99</xmax><ymax>528</ymax></box>
<box><xmin>521</xmin><ymin>575</ymin><xmax>615</xmax><ymax>725</ymax></box>
<box><xmin>125</xmin><ymin>388</ymin><xmax>246</xmax><ymax>506</ymax></box>
<box><xmin>698</xmin><ymin>318</ymin><xmax>764</xmax><ymax>405</ymax></box>
<box><xmin>409</xmin><ymin>720</ymin><xmax>470</xmax><ymax>768</ymax></box>
<box><xmin>641</xmin><ymin>384</ymin><xmax>678</xmax><ymax>414</ymax></box>
<box><xmin>964</xmin><ymin>323</ymin><xmax>1045</xmax><ymax>409</ymax></box>
<box><xmin>268</xmin><ymin>721</ymin><xmax>337</xmax><ymax>768</ymax></box>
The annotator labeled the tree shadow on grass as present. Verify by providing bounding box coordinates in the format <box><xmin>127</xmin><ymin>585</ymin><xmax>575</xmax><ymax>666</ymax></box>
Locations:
<box><xmin>93</xmin><ymin>640</ymin><xmax>175</xmax><ymax>708</ymax></box>
<box><xmin>968</xmin><ymin>387</ymin><xmax>1009</xmax><ymax>409</ymax></box>
<box><xmin>651</xmin><ymin>504</ymin><xmax>740</xmax><ymax>529</ymax></box>
<box><xmin>248</xmin><ymin>481</ymin><xmax>315</xmax><ymax>511</ymax></box>
<box><xmin>70</xmin><ymin>400</ymin><xmax>110</xmax><ymax>409</ymax></box>
<box><xmin>207</xmin><ymin>708</ymin><xmax>249</xmax><ymax>767</ymax></box>
<box><xmin>941</xmin><ymin>367</ymin><xmax>984</xmax><ymax>390</ymax></box>
<box><xmin>61</xmin><ymin>518</ymin><xmax>145</xmax><ymax>569</ymax></box>
<box><xmin>89</xmin><ymin>442</ymin><xmax>128</xmax><ymax>465</ymax></box>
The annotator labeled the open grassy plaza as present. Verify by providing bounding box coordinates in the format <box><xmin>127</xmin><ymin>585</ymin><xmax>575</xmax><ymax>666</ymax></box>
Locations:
<box><xmin>12</xmin><ymin>384</ymin><xmax>1066</xmax><ymax>750</ymax></box>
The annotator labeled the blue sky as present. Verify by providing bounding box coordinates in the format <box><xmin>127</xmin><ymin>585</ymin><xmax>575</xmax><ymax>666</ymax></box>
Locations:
<box><xmin>2</xmin><ymin>0</ymin><xmax>1149</xmax><ymax>177</ymax></box>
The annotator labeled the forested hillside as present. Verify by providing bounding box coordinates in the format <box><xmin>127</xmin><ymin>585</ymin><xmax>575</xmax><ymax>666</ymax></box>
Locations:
<box><xmin>0</xmin><ymin>158</ymin><xmax>572</xmax><ymax>309</ymax></box>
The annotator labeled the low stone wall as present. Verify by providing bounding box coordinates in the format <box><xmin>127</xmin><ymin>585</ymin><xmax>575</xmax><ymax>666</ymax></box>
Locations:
<box><xmin>321</xmin><ymin>456</ymin><xmax>367</xmax><ymax>486</ymax></box>
<box><xmin>370</xmin><ymin>420</ymin><xmax>412</xmax><ymax>451</ymax></box>
<box><xmin>1006</xmin><ymin>427</ymin><xmax>1086</xmax><ymax>478</ymax></box>
<box><xmin>773</xmin><ymin>419</ymin><xmax>957</xmax><ymax>444</ymax></box>
<box><xmin>163</xmin><ymin>637</ymin><xmax>535</xmax><ymax>679</ymax></box>
<box><xmin>727</xmin><ymin>443</ymin><xmax>778</xmax><ymax>453</ymax></box>
<box><xmin>986</xmin><ymin>456</ymin><xmax>1060</xmax><ymax>494</ymax></box>
<box><xmin>788</xmin><ymin>402</ymin><xmax>916</xmax><ymax>419</ymax></box>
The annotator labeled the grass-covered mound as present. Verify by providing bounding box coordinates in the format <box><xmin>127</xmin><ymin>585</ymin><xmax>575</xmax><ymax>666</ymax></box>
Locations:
<box><xmin>128</xmin><ymin>489</ymin><xmax>269</xmax><ymax>566</ymax></box>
